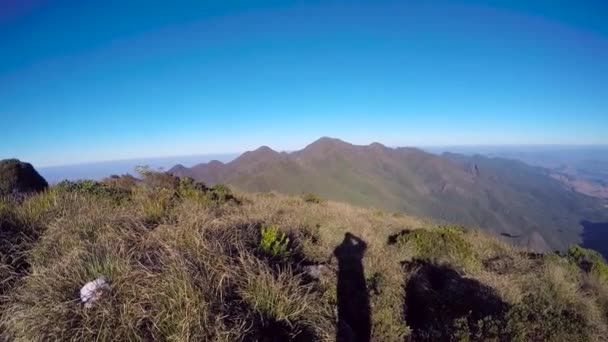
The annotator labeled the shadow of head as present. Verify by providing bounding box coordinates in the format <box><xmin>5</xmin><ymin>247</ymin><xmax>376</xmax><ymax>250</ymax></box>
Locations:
<box><xmin>403</xmin><ymin>259</ymin><xmax>507</xmax><ymax>341</ymax></box>
<box><xmin>334</xmin><ymin>232</ymin><xmax>367</xmax><ymax>260</ymax></box>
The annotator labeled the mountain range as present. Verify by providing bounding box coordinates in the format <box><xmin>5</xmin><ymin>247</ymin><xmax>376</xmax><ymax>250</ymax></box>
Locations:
<box><xmin>170</xmin><ymin>137</ymin><xmax>608</xmax><ymax>251</ymax></box>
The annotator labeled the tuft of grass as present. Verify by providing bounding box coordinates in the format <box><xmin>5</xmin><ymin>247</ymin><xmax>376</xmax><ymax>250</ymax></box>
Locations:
<box><xmin>131</xmin><ymin>184</ymin><xmax>175</xmax><ymax>224</ymax></box>
<box><xmin>237</xmin><ymin>256</ymin><xmax>333</xmax><ymax>340</ymax></box>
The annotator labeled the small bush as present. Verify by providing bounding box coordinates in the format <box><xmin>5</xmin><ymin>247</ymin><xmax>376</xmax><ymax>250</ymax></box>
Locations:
<box><xmin>397</xmin><ymin>225</ymin><xmax>478</xmax><ymax>268</ymax></box>
<box><xmin>177</xmin><ymin>178</ymin><xmax>238</xmax><ymax>206</ymax></box>
<box><xmin>566</xmin><ymin>245</ymin><xmax>608</xmax><ymax>282</ymax></box>
<box><xmin>55</xmin><ymin>180</ymin><xmax>129</xmax><ymax>204</ymax></box>
<box><xmin>136</xmin><ymin>165</ymin><xmax>179</xmax><ymax>189</ymax></box>
<box><xmin>206</xmin><ymin>184</ymin><xmax>238</xmax><ymax>205</ymax></box>
<box><xmin>176</xmin><ymin>177</ymin><xmax>208</xmax><ymax>201</ymax></box>
<box><xmin>505</xmin><ymin>293</ymin><xmax>590</xmax><ymax>341</ymax></box>
<box><xmin>302</xmin><ymin>193</ymin><xmax>324</xmax><ymax>204</ymax></box>
<box><xmin>102</xmin><ymin>174</ymin><xmax>139</xmax><ymax>191</ymax></box>
<box><xmin>259</xmin><ymin>225</ymin><xmax>291</xmax><ymax>260</ymax></box>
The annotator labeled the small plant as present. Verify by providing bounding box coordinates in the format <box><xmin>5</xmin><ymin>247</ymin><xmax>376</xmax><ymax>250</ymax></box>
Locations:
<box><xmin>259</xmin><ymin>225</ymin><xmax>291</xmax><ymax>259</ymax></box>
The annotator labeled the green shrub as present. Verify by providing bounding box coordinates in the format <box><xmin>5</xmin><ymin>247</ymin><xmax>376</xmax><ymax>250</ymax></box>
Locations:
<box><xmin>102</xmin><ymin>174</ymin><xmax>139</xmax><ymax>191</ymax></box>
<box><xmin>566</xmin><ymin>245</ymin><xmax>608</xmax><ymax>282</ymax></box>
<box><xmin>397</xmin><ymin>226</ymin><xmax>477</xmax><ymax>267</ymax></box>
<box><xmin>177</xmin><ymin>178</ymin><xmax>237</xmax><ymax>206</ymax></box>
<box><xmin>259</xmin><ymin>225</ymin><xmax>290</xmax><ymax>260</ymax></box>
<box><xmin>206</xmin><ymin>184</ymin><xmax>237</xmax><ymax>205</ymax></box>
<box><xmin>505</xmin><ymin>293</ymin><xmax>589</xmax><ymax>341</ymax></box>
<box><xmin>136</xmin><ymin>166</ymin><xmax>179</xmax><ymax>189</ymax></box>
<box><xmin>176</xmin><ymin>177</ymin><xmax>208</xmax><ymax>201</ymax></box>
<box><xmin>302</xmin><ymin>193</ymin><xmax>324</xmax><ymax>204</ymax></box>
<box><xmin>55</xmin><ymin>180</ymin><xmax>129</xmax><ymax>204</ymax></box>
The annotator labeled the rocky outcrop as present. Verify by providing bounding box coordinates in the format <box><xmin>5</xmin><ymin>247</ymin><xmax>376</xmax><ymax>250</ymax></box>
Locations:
<box><xmin>0</xmin><ymin>159</ymin><xmax>48</xmax><ymax>196</ymax></box>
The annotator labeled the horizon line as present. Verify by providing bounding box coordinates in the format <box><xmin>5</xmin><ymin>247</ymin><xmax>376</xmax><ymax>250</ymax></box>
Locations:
<box><xmin>34</xmin><ymin>141</ymin><xmax>608</xmax><ymax>169</ymax></box>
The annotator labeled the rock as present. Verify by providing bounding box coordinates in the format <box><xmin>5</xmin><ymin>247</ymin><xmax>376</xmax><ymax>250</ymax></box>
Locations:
<box><xmin>80</xmin><ymin>276</ymin><xmax>110</xmax><ymax>308</ymax></box>
<box><xmin>0</xmin><ymin>159</ymin><xmax>48</xmax><ymax>196</ymax></box>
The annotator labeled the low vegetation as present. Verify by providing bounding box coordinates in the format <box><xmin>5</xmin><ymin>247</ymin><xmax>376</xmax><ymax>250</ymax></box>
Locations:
<box><xmin>0</xmin><ymin>168</ymin><xmax>607</xmax><ymax>341</ymax></box>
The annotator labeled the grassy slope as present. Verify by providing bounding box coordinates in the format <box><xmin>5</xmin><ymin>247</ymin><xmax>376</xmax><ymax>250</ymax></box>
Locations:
<box><xmin>1</xmin><ymin>175</ymin><xmax>607</xmax><ymax>341</ymax></box>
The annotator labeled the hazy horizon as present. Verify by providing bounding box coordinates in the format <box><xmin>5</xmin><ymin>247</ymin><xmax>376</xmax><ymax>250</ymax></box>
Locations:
<box><xmin>34</xmin><ymin>138</ymin><xmax>608</xmax><ymax>183</ymax></box>
<box><xmin>30</xmin><ymin>140</ymin><xmax>608</xmax><ymax>169</ymax></box>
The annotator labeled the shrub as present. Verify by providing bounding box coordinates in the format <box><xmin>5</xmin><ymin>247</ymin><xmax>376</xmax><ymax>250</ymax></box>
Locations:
<box><xmin>259</xmin><ymin>225</ymin><xmax>291</xmax><ymax>260</ymax></box>
<box><xmin>55</xmin><ymin>180</ymin><xmax>130</xmax><ymax>204</ymax></box>
<box><xmin>176</xmin><ymin>177</ymin><xmax>208</xmax><ymax>201</ymax></box>
<box><xmin>102</xmin><ymin>174</ymin><xmax>139</xmax><ymax>191</ymax></box>
<box><xmin>302</xmin><ymin>193</ymin><xmax>324</xmax><ymax>204</ymax></box>
<box><xmin>566</xmin><ymin>245</ymin><xmax>608</xmax><ymax>282</ymax></box>
<box><xmin>136</xmin><ymin>165</ymin><xmax>179</xmax><ymax>189</ymax></box>
<box><xmin>177</xmin><ymin>178</ymin><xmax>238</xmax><ymax>206</ymax></box>
<box><xmin>505</xmin><ymin>293</ymin><xmax>589</xmax><ymax>341</ymax></box>
<box><xmin>207</xmin><ymin>184</ymin><xmax>238</xmax><ymax>205</ymax></box>
<box><xmin>397</xmin><ymin>225</ymin><xmax>478</xmax><ymax>268</ymax></box>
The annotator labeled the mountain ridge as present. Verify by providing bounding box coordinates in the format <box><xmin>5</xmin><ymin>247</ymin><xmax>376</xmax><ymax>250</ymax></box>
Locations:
<box><xmin>169</xmin><ymin>137</ymin><xmax>608</xmax><ymax>251</ymax></box>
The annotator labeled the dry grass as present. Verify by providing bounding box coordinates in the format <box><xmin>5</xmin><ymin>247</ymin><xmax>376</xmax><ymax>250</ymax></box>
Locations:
<box><xmin>0</xmin><ymin>174</ymin><xmax>607</xmax><ymax>341</ymax></box>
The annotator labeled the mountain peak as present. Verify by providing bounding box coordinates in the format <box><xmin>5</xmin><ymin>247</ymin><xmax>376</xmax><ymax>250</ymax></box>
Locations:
<box><xmin>311</xmin><ymin>136</ymin><xmax>348</xmax><ymax>146</ymax></box>
<box><xmin>255</xmin><ymin>145</ymin><xmax>276</xmax><ymax>153</ymax></box>
<box><xmin>369</xmin><ymin>142</ymin><xmax>387</xmax><ymax>150</ymax></box>
<box><xmin>302</xmin><ymin>137</ymin><xmax>351</xmax><ymax>151</ymax></box>
<box><xmin>231</xmin><ymin>145</ymin><xmax>280</xmax><ymax>167</ymax></box>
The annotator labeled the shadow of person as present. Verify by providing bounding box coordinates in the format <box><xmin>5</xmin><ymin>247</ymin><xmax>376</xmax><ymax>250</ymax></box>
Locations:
<box><xmin>334</xmin><ymin>233</ymin><xmax>371</xmax><ymax>342</ymax></box>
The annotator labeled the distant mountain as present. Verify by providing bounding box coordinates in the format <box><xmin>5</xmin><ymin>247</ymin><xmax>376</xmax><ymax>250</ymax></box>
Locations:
<box><xmin>38</xmin><ymin>154</ymin><xmax>239</xmax><ymax>183</ymax></box>
<box><xmin>424</xmin><ymin>146</ymin><xmax>608</xmax><ymax>200</ymax></box>
<box><xmin>170</xmin><ymin>137</ymin><xmax>608</xmax><ymax>251</ymax></box>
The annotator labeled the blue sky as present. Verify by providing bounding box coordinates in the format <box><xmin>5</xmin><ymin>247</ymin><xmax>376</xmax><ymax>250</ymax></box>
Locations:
<box><xmin>1</xmin><ymin>0</ymin><xmax>607</xmax><ymax>167</ymax></box>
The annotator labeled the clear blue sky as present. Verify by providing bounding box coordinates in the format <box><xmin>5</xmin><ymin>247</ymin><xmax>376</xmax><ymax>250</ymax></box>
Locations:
<box><xmin>1</xmin><ymin>0</ymin><xmax>607</xmax><ymax>167</ymax></box>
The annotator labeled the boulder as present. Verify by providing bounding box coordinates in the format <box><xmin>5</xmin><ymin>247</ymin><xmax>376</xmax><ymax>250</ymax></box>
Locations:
<box><xmin>0</xmin><ymin>159</ymin><xmax>48</xmax><ymax>196</ymax></box>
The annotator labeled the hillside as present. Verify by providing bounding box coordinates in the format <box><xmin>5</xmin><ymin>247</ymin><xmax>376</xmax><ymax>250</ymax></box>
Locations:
<box><xmin>1</xmin><ymin>169</ymin><xmax>608</xmax><ymax>341</ymax></box>
<box><xmin>170</xmin><ymin>137</ymin><xmax>608</xmax><ymax>251</ymax></box>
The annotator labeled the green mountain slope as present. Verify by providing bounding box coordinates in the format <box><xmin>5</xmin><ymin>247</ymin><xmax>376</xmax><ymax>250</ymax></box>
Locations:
<box><xmin>170</xmin><ymin>137</ymin><xmax>608</xmax><ymax>251</ymax></box>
